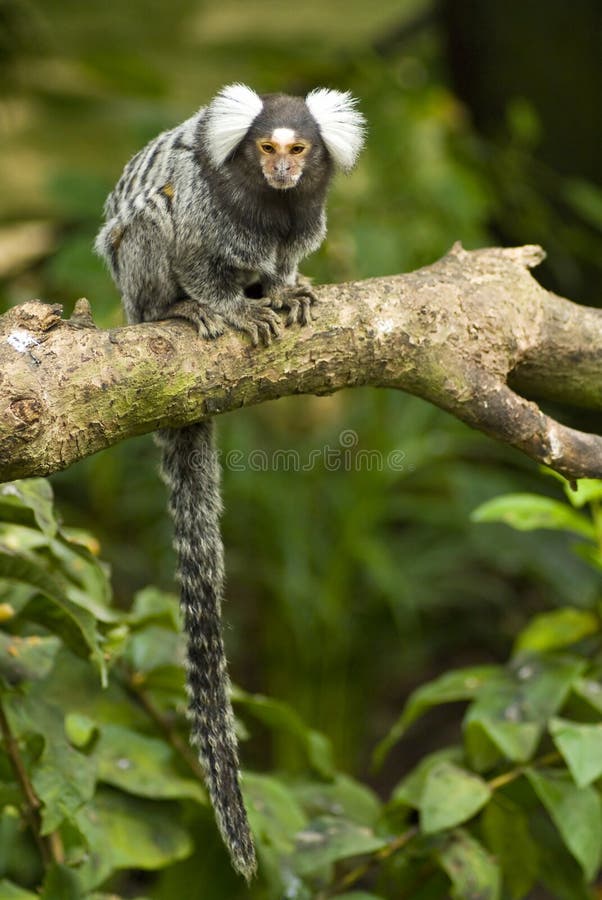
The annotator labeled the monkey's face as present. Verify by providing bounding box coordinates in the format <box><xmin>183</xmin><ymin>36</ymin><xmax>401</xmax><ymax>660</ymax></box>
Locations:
<box><xmin>255</xmin><ymin>128</ymin><xmax>311</xmax><ymax>190</ymax></box>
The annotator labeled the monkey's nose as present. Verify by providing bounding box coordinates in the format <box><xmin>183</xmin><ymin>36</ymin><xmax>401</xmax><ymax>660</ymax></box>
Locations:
<box><xmin>275</xmin><ymin>158</ymin><xmax>291</xmax><ymax>175</ymax></box>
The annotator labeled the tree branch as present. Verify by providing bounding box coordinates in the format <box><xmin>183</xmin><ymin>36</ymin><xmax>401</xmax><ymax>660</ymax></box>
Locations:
<box><xmin>1</xmin><ymin>243</ymin><xmax>601</xmax><ymax>482</ymax></box>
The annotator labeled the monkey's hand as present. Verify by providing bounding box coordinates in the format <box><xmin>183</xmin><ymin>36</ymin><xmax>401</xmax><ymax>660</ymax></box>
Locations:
<box><xmin>168</xmin><ymin>300</ymin><xmax>227</xmax><ymax>340</ymax></box>
<box><xmin>267</xmin><ymin>275</ymin><xmax>317</xmax><ymax>327</ymax></box>
<box><xmin>223</xmin><ymin>299</ymin><xmax>283</xmax><ymax>347</ymax></box>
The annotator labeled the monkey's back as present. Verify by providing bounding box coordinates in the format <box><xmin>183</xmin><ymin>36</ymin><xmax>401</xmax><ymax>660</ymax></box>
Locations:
<box><xmin>105</xmin><ymin>113</ymin><xmax>203</xmax><ymax>222</ymax></box>
<box><xmin>94</xmin><ymin>111</ymin><xmax>207</xmax><ymax>276</ymax></box>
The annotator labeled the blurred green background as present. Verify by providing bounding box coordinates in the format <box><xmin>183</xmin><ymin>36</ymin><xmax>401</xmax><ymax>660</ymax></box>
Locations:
<box><xmin>1</xmin><ymin>0</ymin><xmax>601</xmax><ymax>805</ymax></box>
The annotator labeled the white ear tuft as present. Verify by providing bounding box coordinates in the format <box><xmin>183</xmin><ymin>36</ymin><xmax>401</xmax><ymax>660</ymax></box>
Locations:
<box><xmin>204</xmin><ymin>83</ymin><xmax>263</xmax><ymax>167</ymax></box>
<box><xmin>305</xmin><ymin>88</ymin><xmax>366</xmax><ymax>171</ymax></box>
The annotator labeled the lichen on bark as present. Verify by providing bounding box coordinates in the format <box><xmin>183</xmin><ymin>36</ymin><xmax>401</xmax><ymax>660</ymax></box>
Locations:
<box><xmin>1</xmin><ymin>244</ymin><xmax>601</xmax><ymax>482</ymax></box>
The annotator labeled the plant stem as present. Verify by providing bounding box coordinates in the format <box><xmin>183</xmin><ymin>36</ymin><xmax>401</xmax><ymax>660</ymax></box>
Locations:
<box><xmin>121</xmin><ymin>667</ymin><xmax>206</xmax><ymax>781</ymax></box>
<box><xmin>488</xmin><ymin>750</ymin><xmax>561</xmax><ymax>792</ymax></box>
<box><xmin>323</xmin><ymin>826</ymin><xmax>419</xmax><ymax>897</ymax></box>
<box><xmin>324</xmin><ymin>750</ymin><xmax>564</xmax><ymax>897</ymax></box>
<box><xmin>0</xmin><ymin>695</ymin><xmax>60</xmax><ymax>866</ymax></box>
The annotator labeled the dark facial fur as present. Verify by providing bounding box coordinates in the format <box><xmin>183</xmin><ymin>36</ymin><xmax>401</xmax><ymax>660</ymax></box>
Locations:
<box><xmin>196</xmin><ymin>96</ymin><xmax>334</xmax><ymax>240</ymax></box>
<box><xmin>246</xmin><ymin>94</ymin><xmax>331</xmax><ymax>190</ymax></box>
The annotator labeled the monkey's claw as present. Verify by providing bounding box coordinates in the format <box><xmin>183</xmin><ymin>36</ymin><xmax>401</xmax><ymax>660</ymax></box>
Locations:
<box><xmin>268</xmin><ymin>281</ymin><xmax>317</xmax><ymax>327</ymax></box>
<box><xmin>169</xmin><ymin>300</ymin><xmax>227</xmax><ymax>339</ymax></box>
<box><xmin>228</xmin><ymin>300</ymin><xmax>283</xmax><ymax>347</ymax></box>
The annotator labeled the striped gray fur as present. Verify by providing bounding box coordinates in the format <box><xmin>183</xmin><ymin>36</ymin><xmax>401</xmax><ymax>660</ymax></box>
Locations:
<box><xmin>95</xmin><ymin>84</ymin><xmax>365</xmax><ymax>879</ymax></box>
<box><xmin>154</xmin><ymin>421</ymin><xmax>255</xmax><ymax>874</ymax></box>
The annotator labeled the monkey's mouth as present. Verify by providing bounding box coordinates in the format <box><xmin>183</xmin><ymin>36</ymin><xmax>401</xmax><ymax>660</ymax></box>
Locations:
<box><xmin>264</xmin><ymin>172</ymin><xmax>299</xmax><ymax>190</ymax></box>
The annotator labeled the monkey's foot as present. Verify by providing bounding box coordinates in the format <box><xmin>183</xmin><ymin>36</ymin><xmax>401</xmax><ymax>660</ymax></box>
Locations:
<box><xmin>268</xmin><ymin>278</ymin><xmax>317</xmax><ymax>326</ymax></box>
<box><xmin>168</xmin><ymin>300</ymin><xmax>227</xmax><ymax>339</ymax></box>
<box><xmin>225</xmin><ymin>300</ymin><xmax>283</xmax><ymax>347</ymax></box>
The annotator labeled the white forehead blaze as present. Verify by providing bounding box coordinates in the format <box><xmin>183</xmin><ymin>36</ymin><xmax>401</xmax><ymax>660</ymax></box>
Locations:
<box><xmin>271</xmin><ymin>127</ymin><xmax>296</xmax><ymax>145</ymax></box>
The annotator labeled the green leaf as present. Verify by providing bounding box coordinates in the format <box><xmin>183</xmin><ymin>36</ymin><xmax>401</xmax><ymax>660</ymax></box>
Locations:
<box><xmin>0</xmin><ymin>881</ymin><xmax>39</xmax><ymax>899</ymax></box>
<box><xmin>571</xmin><ymin>677</ymin><xmax>602</xmax><ymax>714</ymax></box>
<box><xmin>75</xmin><ymin>789</ymin><xmax>193</xmax><ymax>890</ymax></box>
<box><xmin>293</xmin><ymin>816</ymin><xmax>388</xmax><ymax>876</ymax></box>
<box><xmin>0</xmin><ymin>807</ymin><xmax>26</xmax><ymax>874</ymax></box>
<box><xmin>5</xmin><ymin>692</ymin><xmax>97</xmax><ymax>834</ymax></box>
<box><xmin>464</xmin><ymin>672</ymin><xmax>535</xmax><ymax>768</ymax></box>
<box><xmin>244</xmin><ymin>773</ymin><xmax>307</xmax><ymax>856</ymax></box>
<box><xmin>128</xmin><ymin>586</ymin><xmax>179</xmax><ymax>629</ymax></box>
<box><xmin>64</xmin><ymin>713</ymin><xmax>98</xmax><ymax>749</ymax></box>
<box><xmin>0</xmin><ymin>581</ymin><xmax>36</xmax><ymax>617</ymax></box>
<box><xmin>97</xmin><ymin>623</ymin><xmax>129</xmax><ymax>669</ymax></box>
<box><xmin>48</xmin><ymin>536</ymin><xmax>116</xmax><ymax>623</ymax></box>
<box><xmin>0</xmin><ymin>546</ymin><xmax>106</xmax><ymax>683</ymax></box>
<box><xmin>0</xmin><ymin>545</ymin><xmax>66</xmax><ymax>599</ymax></box>
<box><xmin>40</xmin><ymin>863</ymin><xmax>81</xmax><ymax>900</ymax></box>
<box><xmin>391</xmin><ymin>747</ymin><xmax>464</xmax><ymax>808</ymax></box>
<box><xmin>464</xmin><ymin>655</ymin><xmax>585</xmax><ymax>769</ymax></box>
<box><xmin>124</xmin><ymin>625</ymin><xmax>182</xmax><ymax>675</ymax></box>
<box><xmin>137</xmin><ymin>663</ymin><xmax>185</xmax><ymax>697</ymax></box>
<box><xmin>436</xmin><ymin>829</ymin><xmax>501</xmax><ymax>900</ymax></box>
<box><xmin>23</xmin><ymin>594</ymin><xmax>106</xmax><ymax>685</ymax></box>
<box><xmin>549</xmin><ymin>717</ymin><xmax>602</xmax><ymax>787</ymax></box>
<box><xmin>562</xmin><ymin>478</ymin><xmax>602</xmax><ymax>509</ymax></box>
<box><xmin>375</xmin><ymin>666</ymin><xmax>500</xmax><ymax>766</ymax></box>
<box><xmin>35</xmin><ymin>649</ymin><xmax>148</xmax><ymax>732</ymax></box>
<box><xmin>34</xmin><ymin>740</ymin><xmax>97</xmax><ymax>835</ymax></box>
<box><xmin>420</xmin><ymin>762</ymin><xmax>491</xmax><ymax>834</ymax></box>
<box><xmin>532</xmin><ymin>808</ymin><xmax>593</xmax><ymax>900</ymax></box>
<box><xmin>0</xmin><ymin>633</ymin><xmax>60</xmax><ymax>684</ymax></box>
<box><xmin>481</xmin><ymin>797</ymin><xmax>538</xmax><ymax>899</ymax></box>
<box><xmin>233</xmin><ymin>689</ymin><xmax>335</xmax><ymax>777</ymax></box>
<box><xmin>94</xmin><ymin>723</ymin><xmax>206</xmax><ymax>804</ymax></box>
<box><xmin>526</xmin><ymin>768</ymin><xmax>602</xmax><ymax>880</ymax></box>
<box><xmin>471</xmin><ymin>494</ymin><xmax>595</xmax><ymax>539</ymax></box>
<box><xmin>0</xmin><ymin>480</ymin><xmax>57</xmax><ymax>537</ymax></box>
<box><xmin>515</xmin><ymin>608</ymin><xmax>598</xmax><ymax>653</ymax></box>
<box><xmin>515</xmin><ymin>654</ymin><xmax>586</xmax><ymax>719</ymax></box>
<box><xmin>466</xmin><ymin>716</ymin><xmax>540</xmax><ymax>770</ymax></box>
<box><xmin>293</xmin><ymin>774</ymin><xmax>382</xmax><ymax>827</ymax></box>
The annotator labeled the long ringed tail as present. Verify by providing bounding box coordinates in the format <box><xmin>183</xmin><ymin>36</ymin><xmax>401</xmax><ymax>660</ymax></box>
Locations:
<box><xmin>156</xmin><ymin>420</ymin><xmax>256</xmax><ymax>879</ymax></box>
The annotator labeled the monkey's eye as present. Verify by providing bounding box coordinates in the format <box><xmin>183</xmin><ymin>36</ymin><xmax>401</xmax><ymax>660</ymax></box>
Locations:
<box><xmin>290</xmin><ymin>145</ymin><xmax>306</xmax><ymax>155</ymax></box>
<box><xmin>260</xmin><ymin>143</ymin><xmax>275</xmax><ymax>154</ymax></box>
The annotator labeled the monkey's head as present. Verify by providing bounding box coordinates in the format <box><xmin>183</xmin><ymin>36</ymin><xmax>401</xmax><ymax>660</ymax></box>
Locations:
<box><xmin>203</xmin><ymin>84</ymin><xmax>365</xmax><ymax>191</ymax></box>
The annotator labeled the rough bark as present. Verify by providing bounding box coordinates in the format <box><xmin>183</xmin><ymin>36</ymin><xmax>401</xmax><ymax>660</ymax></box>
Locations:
<box><xmin>1</xmin><ymin>243</ymin><xmax>601</xmax><ymax>482</ymax></box>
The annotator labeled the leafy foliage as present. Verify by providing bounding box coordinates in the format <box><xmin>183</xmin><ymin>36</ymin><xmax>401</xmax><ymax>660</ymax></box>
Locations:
<box><xmin>2</xmin><ymin>0</ymin><xmax>600</xmax><ymax>825</ymax></box>
<box><xmin>0</xmin><ymin>477</ymin><xmax>601</xmax><ymax>898</ymax></box>
<box><xmin>1</xmin><ymin>3</ymin><xmax>602</xmax><ymax>897</ymax></box>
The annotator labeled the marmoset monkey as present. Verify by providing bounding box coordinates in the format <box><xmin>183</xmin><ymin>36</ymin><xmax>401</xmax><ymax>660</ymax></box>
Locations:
<box><xmin>95</xmin><ymin>83</ymin><xmax>365</xmax><ymax>878</ymax></box>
